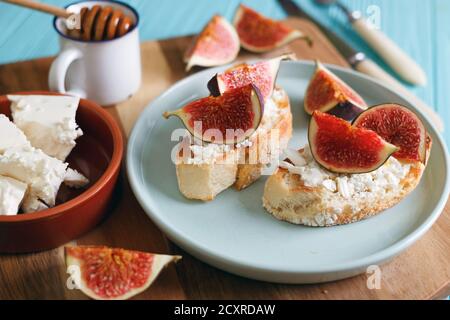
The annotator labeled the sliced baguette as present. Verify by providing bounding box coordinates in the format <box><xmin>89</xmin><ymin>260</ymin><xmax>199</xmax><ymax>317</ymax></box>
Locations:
<box><xmin>263</xmin><ymin>137</ymin><xmax>431</xmax><ymax>227</ymax></box>
<box><xmin>175</xmin><ymin>87</ymin><xmax>293</xmax><ymax>201</ymax></box>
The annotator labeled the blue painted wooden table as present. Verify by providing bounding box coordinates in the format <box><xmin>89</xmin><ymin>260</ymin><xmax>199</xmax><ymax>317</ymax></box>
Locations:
<box><xmin>0</xmin><ymin>0</ymin><xmax>448</xmax><ymax>145</ymax></box>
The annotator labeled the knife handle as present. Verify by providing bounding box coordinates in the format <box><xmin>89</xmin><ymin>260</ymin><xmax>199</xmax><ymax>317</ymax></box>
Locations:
<box><xmin>352</xmin><ymin>18</ymin><xmax>427</xmax><ymax>86</ymax></box>
<box><xmin>355</xmin><ymin>59</ymin><xmax>444</xmax><ymax>132</ymax></box>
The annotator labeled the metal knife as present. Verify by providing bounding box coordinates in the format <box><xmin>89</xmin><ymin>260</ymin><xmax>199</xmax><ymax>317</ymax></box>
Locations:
<box><xmin>278</xmin><ymin>0</ymin><xmax>444</xmax><ymax>132</ymax></box>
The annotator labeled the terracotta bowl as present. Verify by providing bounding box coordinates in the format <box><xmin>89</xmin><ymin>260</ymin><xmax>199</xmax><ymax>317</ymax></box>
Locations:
<box><xmin>0</xmin><ymin>92</ymin><xmax>123</xmax><ymax>253</ymax></box>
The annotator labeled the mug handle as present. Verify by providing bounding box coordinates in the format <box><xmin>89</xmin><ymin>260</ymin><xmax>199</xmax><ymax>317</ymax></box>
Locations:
<box><xmin>48</xmin><ymin>47</ymin><xmax>85</xmax><ymax>97</ymax></box>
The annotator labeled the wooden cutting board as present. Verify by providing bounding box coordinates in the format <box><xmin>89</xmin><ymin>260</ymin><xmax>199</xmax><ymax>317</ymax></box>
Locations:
<box><xmin>0</xmin><ymin>18</ymin><xmax>448</xmax><ymax>300</ymax></box>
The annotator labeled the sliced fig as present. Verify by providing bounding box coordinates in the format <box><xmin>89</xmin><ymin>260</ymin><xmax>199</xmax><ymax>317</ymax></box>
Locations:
<box><xmin>163</xmin><ymin>84</ymin><xmax>263</xmax><ymax>144</ymax></box>
<box><xmin>353</xmin><ymin>103</ymin><xmax>428</xmax><ymax>163</ymax></box>
<box><xmin>305</xmin><ymin>61</ymin><xmax>367</xmax><ymax>121</ymax></box>
<box><xmin>184</xmin><ymin>15</ymin><xmax>240</xmax><ymax>71</ymax></box>
<box><xmin>65</xmin><ymin>246</ymin><xmax>181</xmax><ymax>300</ymax></box>
<box><xmin>207</xmin><ymin>53</ymin><xmax>294</xmax><ymax>102</ymax></box>
<box><xmin>233</xmin><ymin>4</ymin><xmax>311</xmax><ymax>53</ymax></box>
<box><xmin>308</xmin><ymin>111</ymin><xmax>398</xmax><ymax>174</ymax></box>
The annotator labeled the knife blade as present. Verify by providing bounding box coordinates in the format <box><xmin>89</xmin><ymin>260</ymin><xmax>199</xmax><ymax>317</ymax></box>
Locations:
<box><xmin>277</xmin><ymin>0</ymin><xmax>444</xmax><ymax>132</ymax></box>
<box><xmin>278</xmin><ymin>0</ymin><xmax>359</xmax><ymax>63</ymax></box>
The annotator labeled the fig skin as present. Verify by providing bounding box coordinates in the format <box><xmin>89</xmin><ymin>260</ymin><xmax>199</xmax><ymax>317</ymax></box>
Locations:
<box><xmin>207</xmin><ymin>53</ymin><xmax>295</xmax><ymax>102</ymax></box>
<box><xmin>353</xmin><ymin>103</ymin><xmax>428</xmax><ymax>163</ymax></box>
<box><xmin>304</xmin><ymin>61</ymin><xmax>367</xmax><ymax>121</ymax></box>
<box><xmin>308</xmin><ymin>111</ymin><xmax>398</xmax><ymax>174</ymax></box>
<box><xmin>327</xmin><ymin>101</ymin><xmax>367</xmax><ymax>122</ymax></box>
<box><xmin>207</xmin><ymin>74</ymin><xmax>221</xmax><ymax>97</ymax></box>
<box><xmin>184</xmin><ymin>15</ymin><xmax>240</xmax><ymax>71</ymax></box>
<box><xmin>163</xmin><ymin>84</ymin><xmax>264</xmax><ymax>145</ymax></box>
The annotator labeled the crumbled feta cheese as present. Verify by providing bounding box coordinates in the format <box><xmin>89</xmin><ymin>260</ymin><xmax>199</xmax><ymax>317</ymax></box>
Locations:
<box><xmin>21</xmin><ymin>194</ymin><xmax>49</xmax><ymax>213</ymax></box>
<box><xmin>235</xmin><ymin>139</ymin><xmax>253</xmax><ymax>148</ymax></box>
<box><xmin>282</xmin><ymin>144</ymin><xmax>411</xmax><ymax>212</ymax></box>
<box><xmin>0</xmin><ymin>114</ymin><xmax>30</xmax><ymax>154</ymax></box>
<box><xmin>280</xmin><ymin>160</ymin><xmax>303</xmax><ymax>175</ymax></box>
<box><xmin>336</xmin><ymin>177</ymin><xmax>351</xmax><ymax>199</ymax></box>
<box><xmin>0</xmin><ymin>146</ymin><xmax>68</xmax><ymax>207</ymax></box>
<box><xmin>0</xmin><ymin>176</ymin><xmax>27</xmax><ymax>215</ymax></box>
<box><xmin>283</xmin><ymin>148</ymin><xmax>306</xmax><ymax>166</ymax></box>
<box><xmin>322</xmin><ymin>179</ymin><xmax>337</xmax><ymax>192</ymax></box>
<box><xmin>64</xmin><ymin>168</ymin><xmax>89</xmax><ymax>189</ymax></box>
<box><xmin>8</xmin><ymin>95</ymin><xmax>83</xmax><ymax>161</ymax></box>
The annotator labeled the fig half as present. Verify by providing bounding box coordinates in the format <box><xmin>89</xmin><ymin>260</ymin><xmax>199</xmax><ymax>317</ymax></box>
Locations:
<box><xmin>184</xmin><ymin>15</ymin><xmax>240</xmax><ymax>71</ymax></box>
<box><xmin>308</xmin><ymin>111</ymin><xmax>398</xmax><ymax>174</ymax></box>
<box><xmin>65</xmin><ymin>246</ymin><xmax>181</xmax><ymax>300</ymax></box>
<box><xmin>207</xmin><ymin>53</ymin><xmax>295</xmax><ymax>102</ymax></box>
<box><xmin>163</xmin><ymin>84</ymin><xmax>263</xmax><ymax>144</ymax></box>
<box><xmin>353</xmin><ymin>103</ymin><xmax>428</xmax><ymax>163</ymax></box>
<box><xmin>233</xmin><ymin>4</ymin><xmax>311</xmax><ymax>53</ymax></box>
<box><xmin>305</xmin><ymin>61</ymin><xmax>367</xmax><ymax>121</ymax></box>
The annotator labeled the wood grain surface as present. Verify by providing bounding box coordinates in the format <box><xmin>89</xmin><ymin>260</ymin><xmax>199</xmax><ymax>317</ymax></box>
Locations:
<box><xmin>0</xmin><ymin>18</ymin><xmax>448</xmax><ymax>300</ymax></box>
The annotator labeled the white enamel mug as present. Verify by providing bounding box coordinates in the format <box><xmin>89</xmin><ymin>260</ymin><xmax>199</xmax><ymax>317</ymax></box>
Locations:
<box><xmin>49</xmin><ymin>0</ymin><xmax>141</xmax><ymax>106</ymax></box>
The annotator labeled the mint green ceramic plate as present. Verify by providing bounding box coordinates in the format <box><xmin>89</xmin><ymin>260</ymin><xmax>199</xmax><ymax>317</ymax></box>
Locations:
<box><xmin>127</xmin><ymin>61</ymin><xmax>449</xmax><ymax>283</ymax></box>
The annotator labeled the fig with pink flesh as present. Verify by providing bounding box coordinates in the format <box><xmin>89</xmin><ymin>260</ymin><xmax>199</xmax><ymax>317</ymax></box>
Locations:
<box><xmin>163</xmin><ymin>84</ymin><xmax>263</xmax><ymax>144</ymax></box>
<box><xmin>207</xmin><ymin>53</ymin><xmax>294</xmax><ymax>102</ymax></box>
<box><xmin>184</xmin><ymin>15</ymin><xmax>240</xmax><ymax>71</ymax></box>
<box><xmin>309</xmin><ymin>111</ymin><xmax>398</xmax><ymax>174</ymax></box>
<box><xmin>65</xmin><ymin>246</ymin><xmax>181</xmax><ymax>300</ymax></box>
<box><xmin>305</xmin><ymin>61</ymin><xmax>367</xmax><ymax>121</ymax></box>
<box><xmin>233</xmin><ymin>4</ymin><xmax>311</xmax><ymax>53</ymax></box>
<box><xmin>353</xmin><ymin>103</ymin><xmax>428</xmax><ymax>163</ymax></box>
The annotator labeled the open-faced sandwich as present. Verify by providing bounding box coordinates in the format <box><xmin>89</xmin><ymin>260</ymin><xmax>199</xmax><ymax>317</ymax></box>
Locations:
<box><xmin>263</xmin><ymin>62</ymin><xmax>431</xmax><ymax>226</ymax></box>
<box><xmin>164</xmin><ymin>54</ymin><xmax>294</xmax><ymax>201</ymax></box>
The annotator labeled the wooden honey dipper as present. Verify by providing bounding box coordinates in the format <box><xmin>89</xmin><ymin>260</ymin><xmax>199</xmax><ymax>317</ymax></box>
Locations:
<box><xmin>2</xmin><ymin>0</ymin><xmax>134</xmax><ymax>41</ymax></box>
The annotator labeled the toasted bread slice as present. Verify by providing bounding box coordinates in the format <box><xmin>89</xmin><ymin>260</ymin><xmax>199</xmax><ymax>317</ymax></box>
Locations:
<box><xmin>175</xmin><ymin>87</ymin><xmax>293</xmax><ymax>201</ymax></box>
<box><xmin>263</xmin><ymin>138</ymin><xmax>431</xmax><ymax>227</ymax></box>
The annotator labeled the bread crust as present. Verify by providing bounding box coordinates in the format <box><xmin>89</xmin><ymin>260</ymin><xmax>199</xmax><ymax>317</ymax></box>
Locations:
<box><xmin>175</xmin><ymin>87</ymin><xmax>293</xmax><ymax>201</ymax></box>
<box><xmin>235</xmin><ymin>105</ymin><xmax>293</xmax><ymax>190</ymax></box>
<box><xmin>263</xmin><ymin>138</ymin><xmax>432</xmax><ymax>227</ymax></box>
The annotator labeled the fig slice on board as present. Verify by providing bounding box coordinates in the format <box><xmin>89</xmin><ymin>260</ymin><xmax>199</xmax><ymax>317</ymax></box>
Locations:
<box><xmin>207</xmin><ymin>53</ymin><xmax>295</xmax><ymax>102</ymax></box>
<box><xmin>233</xmin><ymin>4</ymin><xmax>311</xmax><ymax>53</ymax></box>
<box><xmin>65</xmin><ymin>246</ymin><xmax>181</xmax><ymax>300</ymax></box>
<box><xmin>353</xmin><ymin>103</ymin><xmax>428</xmax><ymax>163</ymax></box>
<box><xmin>304</xmin><ymin>61</ymin><xmax>367</xmax><ymax>121</ymax></box>
<box><xmin>184</xmin><ymin>15</ymin><xmax>240</xmax><ymax>71</ymax></box>
<box><xmin>163</xmin><ymin>84</ymin><xmax>264</xmax><ymax>145</ymax></box>
<box><xmin>308</xmin><ymin>111</ymin><xmax>398</xmax><ymax>174</ymax></box>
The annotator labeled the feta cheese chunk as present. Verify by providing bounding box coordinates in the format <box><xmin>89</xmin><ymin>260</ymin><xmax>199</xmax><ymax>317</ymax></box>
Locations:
<box><xmin>64</xmin><ymin>168</ymin><xmax>89</xmax><ymax>189</ymax></box>
<box><xmin>0</xmin><ymin>114</ymin><xmax>30</xmax><ymax>154</ymax></box>
<box><xmin>21</xmin><ymin>194</ymin><xmax>49</xmax><ymax>213</ymax></box>
<box><xmin>0</xmin><ymin>175</ymin><xmax>27</xmax><ymax>215</ymax></box>
<box><xmin>0</xmin><ymin>146</ymin><xmax>68</xmax><ymax>207</ymax></box>
<box><xmin>8</xmin><ymin>95</ymin><xmax>82</xmax><ymax>161</ymax></box>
